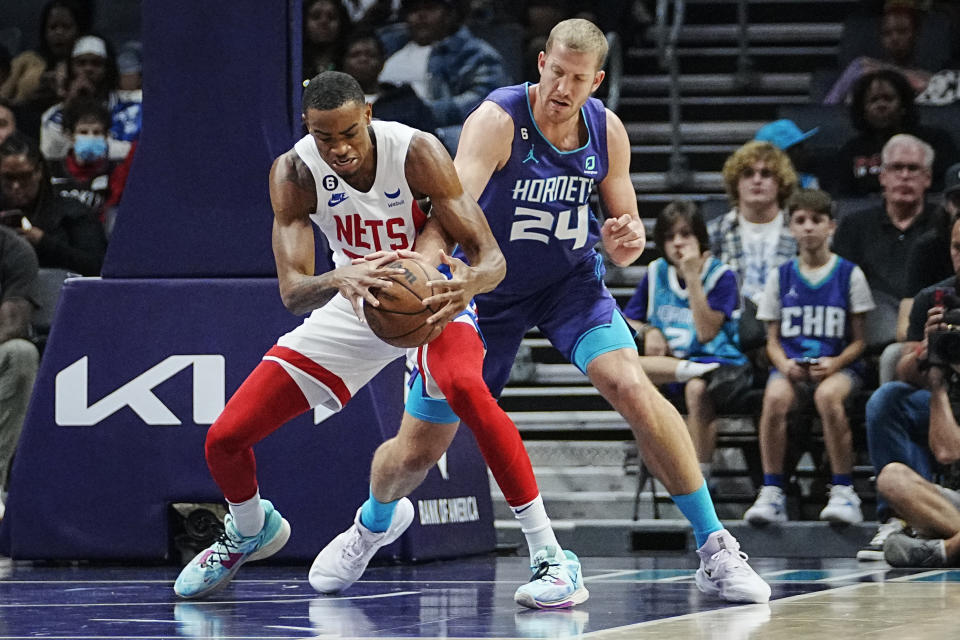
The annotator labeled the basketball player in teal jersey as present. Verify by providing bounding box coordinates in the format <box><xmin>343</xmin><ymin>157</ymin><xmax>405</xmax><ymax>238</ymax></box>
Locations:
<box><xmin>451</xmin><ymin>18</ymin><xmax>771</xmax><ymax>603</ymax></box>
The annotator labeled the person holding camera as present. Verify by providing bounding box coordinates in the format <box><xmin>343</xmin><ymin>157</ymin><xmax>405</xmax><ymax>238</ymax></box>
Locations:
<box><xmin>860</xmin><ymin>213</ymin><xmax>960</xmax><ymax>566</ymax></box>
<box><xmin>744</xmin><ymin>189</ymin><xmax>875</xmax><ymax>526</ymax></box>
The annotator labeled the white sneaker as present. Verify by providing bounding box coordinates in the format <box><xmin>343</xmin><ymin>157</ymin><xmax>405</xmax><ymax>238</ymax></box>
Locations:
<box><xmin>308</xmin><ymin>497</ymin><xmax>414</xmax><ymax>593</ymax></box>
<box><xmin>857</xmin><ymin>518</ymin><xmax>907</xmax><ymax>561</ymax></box>
<box><xmin>743</xmin><ymin>485</ymin><xmax>787</xmax><ymax>525</ymax></box>
<box><xmin>695</xmin><ymin>529</ymin><xmax>771</xmax><ymax>604</ymax></box>
<box><xmin>819</xmin><ymin>484</ymin><xmax>863</xmax><ymax>524</ymax></box>
<box><xmin>514</xmin><ymin>546</ymin><xmax>589</xmax><ymax>609</ymax></box>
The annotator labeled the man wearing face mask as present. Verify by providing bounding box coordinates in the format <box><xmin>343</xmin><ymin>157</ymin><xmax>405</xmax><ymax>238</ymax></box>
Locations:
<box><xmin>48</xmin><ymin>97</ymin><xmax>124</xmax><ymax>229</ymax></box>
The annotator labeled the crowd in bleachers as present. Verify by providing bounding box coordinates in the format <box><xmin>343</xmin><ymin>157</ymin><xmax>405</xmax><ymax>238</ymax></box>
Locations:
<box><xmin>625</xmin><ymin>0</ymin><xmax>960</xmax><ymax>565</ymax></box>
<box><xmin>0</xmin><ymin>0</ymin><xmax>144</xmax><ymax>522</ymax></box>
<box><xmin>2</xmin><ymin>0</ymin><xmax>960</xmax><ymax>566</ymax></box>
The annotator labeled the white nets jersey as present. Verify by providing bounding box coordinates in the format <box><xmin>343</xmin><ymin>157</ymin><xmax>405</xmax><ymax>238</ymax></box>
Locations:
<box><xmin>294</xmin><ymin>120</ymin><xmax>427</xmax><ymax>268</ymax></box>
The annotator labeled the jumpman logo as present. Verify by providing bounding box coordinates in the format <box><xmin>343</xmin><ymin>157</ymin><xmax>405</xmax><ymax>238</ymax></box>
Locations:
<box><xmin>522</xmin><ymin>145</ymin><xmax>539</xmax><ymax>164</ymax></box>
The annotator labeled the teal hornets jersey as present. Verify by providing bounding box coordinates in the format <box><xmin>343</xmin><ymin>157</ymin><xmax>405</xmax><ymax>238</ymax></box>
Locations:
<box><xmin>646</xmin><ymin>257</ymin><xmax>747</xmax><ymax>364</ymax></box>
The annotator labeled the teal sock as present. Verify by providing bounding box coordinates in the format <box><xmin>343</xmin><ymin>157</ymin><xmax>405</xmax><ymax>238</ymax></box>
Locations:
<box><xmin>359</xmin><ymin>488</ymin><xmax>397</xmax><ymax>533</ymax></box>
<box><xmin>671</xmin><ymin>481</ymin><xmax>723</xmax><ymax>548</ymax></box>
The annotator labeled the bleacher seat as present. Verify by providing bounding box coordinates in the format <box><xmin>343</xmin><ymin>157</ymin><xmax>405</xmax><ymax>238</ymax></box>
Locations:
<box><xmin>31</xmin><ymin>268</ymin><xmax>73</xmax><ymax>352</ymax></box>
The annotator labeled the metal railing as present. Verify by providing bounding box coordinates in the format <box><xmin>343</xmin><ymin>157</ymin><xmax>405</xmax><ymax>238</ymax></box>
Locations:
<box><xmin>604</xmin><ymin>30</ymin><xmax>623</xmax><ymax>113</ymax></box>
<box><xmin>655</xmin><ymin>0</ymin><xmax>691</xmax><ymax>189</ymax></box>
<box><xmin>734</xmin><ymin>0</ymin><xmax>755</xmax><ymax>89</ymax></box>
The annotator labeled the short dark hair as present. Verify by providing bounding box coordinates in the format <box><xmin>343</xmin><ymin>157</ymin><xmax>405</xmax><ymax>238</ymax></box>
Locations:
<box><xmin>653</xmin><ymin>199</ymin><xmax>709</xmax><ymax>255</ymax></box>
<box><xmin>0</xmin><ymin>131</ymin><xmax>51</xmax><ymax>199</ymax></box>
<box><xmin>849</xmin><ymin>68</ymin><xmax>918</xmax><ymax>132</ymax></box>
<box><xmin>0</xmin><ymin>131</ymin><xmax>43</xmax><ymax>167</ymax></box>
<box><xmin>786</xmin><ymin>188</ymin><xmax>834</xmax><ymax>219</ymax></box>
<box><xmin>302</xmin><ymin>70</ymin><xmax>365</xmax><ymax>113</ymax></box>
<box><xmin>341</xmin><ymin>28</ymin><xmax>385</xmax><ymax>60</ymax></box>
<box><xmin>61</xmin><ymin>97</ymin><xmax>111</xmax><ymax>132</ymax></box>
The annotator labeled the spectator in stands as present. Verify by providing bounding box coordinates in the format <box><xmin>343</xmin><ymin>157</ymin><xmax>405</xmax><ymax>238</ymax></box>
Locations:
<box><xmin>303</xmin><ymin>0</ymin><xmax>353</xmax><ymax>83</ymax></box>
<box><xmin>708</xmin><ymin>140</ymin><xmax>798</xmax><ymax>307</ymax></box>
<box><xmin>871</xmin><ymin>162</ymin><xmax>960</xmax><ymax>385</ymax></box>
<box><xmin>623</xmin><ymin>200</ymin><xmax>751</xmax><ymax>484</ymax></box>
<box><xmin>0</xmin><ymin>132</ymin><xmax>106</xmax><ymax>276</ymax></box>
<box><xmin>378</xmin><ymin>0</ymin><xmax>507</xmax><ymax>152</ymax></box>
<box><xmin>755</xmin><ymin>119</ymin><xmax>821</xmax><ymax>189</ymax></box>
<box><xmin>831</xmin><ymin>68</ymin><xmax>959</xmax><ymax>196</ymax></box>
<box><xmin>0</xmin><ymin>98</ymin><xmax>15</xmax><ymax>144</ymax></box>
<box><xmin>904</xmin><ymin>164</ymin><xmax>960</xmax><ymax>306</ymax></box>
<box><xmin>833</xmin><ymin>134</ymin><xmax>942</xmax><ymax>351</ymax></box>
<box><xmin>860</xmin><ymin>213</ymin><xmax>960</xmax><ymax>562</ymax></box>
<box><xmin>824</xmin><ymin>3</ymin><xmax>934</xmax><ymax>105</ymax></box>
<box><xmin>48</xmin><ymin>98</ymin><xmax>126</xmax><ymax>227</ymax></box>
<box><xmin>744</xmin><ymin>189</ymin><xmax>875</xmax><ymax>526</ymax></box>
<box><xmin>0</xmin><ymin>225</ymin><xmax>40</xmax><ymax>522</ymax></box>
<box><xmin>40</xmin><ymin>35</ymin><xmax>141</xmax><ymax>162</ymax></box>
<box><xmin>339</xmin><ymin>28</ymin><xmax>437</xmax><ymax>132</ymax></box>
<box><xmin>0</xmin><ymin>0</ymin><xmax>88</xmax><ymax>107</ymax></box>
<box><xmin>116</xmin><ymin>41</ymin><xmax>142</xmax><ymax>92</ymax></box>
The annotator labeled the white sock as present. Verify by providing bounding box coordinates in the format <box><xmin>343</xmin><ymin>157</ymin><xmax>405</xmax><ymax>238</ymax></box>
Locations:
<box><xmin>700</xmin><ymin>462</ymin><xmax>713</xmax><ymax>483</ymax></box>
<box><xmin>229</xmin><ymin>491</ymin><xmax>264</xmax><ymax>537</ymax></box>
<box><xmin>511</xmin><ymin>494</ymin><xmax>560</xmax><ymax>561</ymax></box>
<box><xmin>675</xmin><ymin>360</ymin><xmax>721</xmax><ymax>382</ymax></box>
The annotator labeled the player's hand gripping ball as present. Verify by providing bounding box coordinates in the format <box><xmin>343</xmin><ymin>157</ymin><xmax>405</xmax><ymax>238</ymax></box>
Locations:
<box><xmin>363</xmin><ymin>258</ymin><xmax>445</xmax><ymax>347</ymax></box>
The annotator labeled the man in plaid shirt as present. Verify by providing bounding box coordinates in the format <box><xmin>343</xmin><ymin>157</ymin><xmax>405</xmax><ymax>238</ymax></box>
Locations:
<box><xmin>708</xmin><ymin>141</ymin><xmax>798</xmax><ymax>306</ymax></box>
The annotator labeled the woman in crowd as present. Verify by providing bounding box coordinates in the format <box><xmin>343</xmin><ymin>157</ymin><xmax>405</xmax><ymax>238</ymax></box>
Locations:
<box><xmin>832</xmin><ymin>68</ymin><xmax>958</xmax><ymax>196</ymax></box>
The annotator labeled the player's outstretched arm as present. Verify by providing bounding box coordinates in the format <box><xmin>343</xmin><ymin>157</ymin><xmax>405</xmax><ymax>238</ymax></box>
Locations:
<box><xmin>406</xmin><ymin>130</ymin><xmax>506</xmax><ymax>301</ymax></box>
<box><xmin>269</xmin><ymin>151</ymin><xmax>402</xmax><ymax>318</ymax></box>
<box><xmin>598</xmin><ymin>109</ymin><xmax>646</xmax><ymax>267</ymax></box>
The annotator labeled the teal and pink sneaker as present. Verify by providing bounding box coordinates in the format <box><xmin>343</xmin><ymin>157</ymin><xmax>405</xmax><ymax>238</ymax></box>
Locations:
<box><xmin>514</xmin><ymin>546</ymin><xmax>589</xmax><ymax>609</ymax></box>
<box><xmin>174</xmin><ymin>499</ymin><xmax>290</xmax><ymax>599</ymax></box>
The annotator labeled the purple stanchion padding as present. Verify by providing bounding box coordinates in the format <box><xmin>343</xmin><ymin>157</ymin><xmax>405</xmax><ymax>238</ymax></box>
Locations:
<box><xmin>102</xmin><ymin>0</ymin><xmax>303</xmax><ymax>278</ymax></box>
<box><xmin>0</xmin><ymin>278</ymin><xmax>495</xmax><ymax>561</ymax></box>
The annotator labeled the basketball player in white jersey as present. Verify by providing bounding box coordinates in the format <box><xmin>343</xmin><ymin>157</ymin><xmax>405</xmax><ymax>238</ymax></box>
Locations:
<box><xmin>174</xmin><ymin>71</ymin><xmax>585</xmax><ymax>610</ymax></box>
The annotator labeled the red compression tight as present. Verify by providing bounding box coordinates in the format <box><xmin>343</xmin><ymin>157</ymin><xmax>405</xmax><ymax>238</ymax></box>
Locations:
<box><xmin>423</xmin><ymin>322</ymin><xmax>539</xmax><ymax>506</ymax></box>
<box><xmin>204</xmin><ymin>360</ymin><xmax>311</xmax><ymax>503</ymax></box>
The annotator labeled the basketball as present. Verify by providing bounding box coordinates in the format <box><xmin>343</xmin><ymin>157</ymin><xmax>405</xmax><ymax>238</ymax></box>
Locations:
<box><xmin>363</xmin><ymin>258</ymin><xmax>445</xmax><ymax>348</ymax></box>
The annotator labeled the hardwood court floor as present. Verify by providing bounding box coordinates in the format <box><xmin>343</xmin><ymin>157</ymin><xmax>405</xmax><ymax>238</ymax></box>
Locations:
<box><xmin>0</xmin><ymin>554</ymin><xmax>956</xmax><ymax>638</ymax></box>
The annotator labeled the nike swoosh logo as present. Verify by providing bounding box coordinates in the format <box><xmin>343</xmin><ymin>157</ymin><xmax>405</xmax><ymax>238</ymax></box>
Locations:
<box><xmin>513</xmin><ymin>504</ymin><xmax>533</xmax><ymax>515</ymax></box>
<box><xmin>328</xmin><ymin>193</ymin><xmax>348</xmax><ymax>207</ymax></box>
<box><xmin>384</xmin><ymin>188</ymin><xmax>401</xmax><ymax>198</ymax></box>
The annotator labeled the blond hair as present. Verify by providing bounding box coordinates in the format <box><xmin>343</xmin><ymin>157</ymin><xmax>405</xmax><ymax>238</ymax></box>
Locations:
<box><xmin>545</xmin><ymin>18</ymin><xmax>608</xmax><ymax>70</ymax></box>
<box><xmin>722</xmin><ymin>140</ymin><xmax>798</xmax><ymax>207</ymax></box>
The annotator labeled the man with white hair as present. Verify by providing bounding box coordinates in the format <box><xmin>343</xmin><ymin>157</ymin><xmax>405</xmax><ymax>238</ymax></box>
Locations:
<box><xmin>832</xmin><ymin>134</ymin><xmax>942</xmax><ymax>350</ymax></box>
<box><xmin>834</xmin><ymin>134</ymin><xmax>940</xmax><ymax>303</ymax></box>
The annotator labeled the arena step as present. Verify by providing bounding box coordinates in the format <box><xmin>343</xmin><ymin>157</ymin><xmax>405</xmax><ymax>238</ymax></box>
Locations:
<box><xmin>494</xmin><ymin>519</ymin><xmax>879</xmax><ymax>558</ymax></box>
